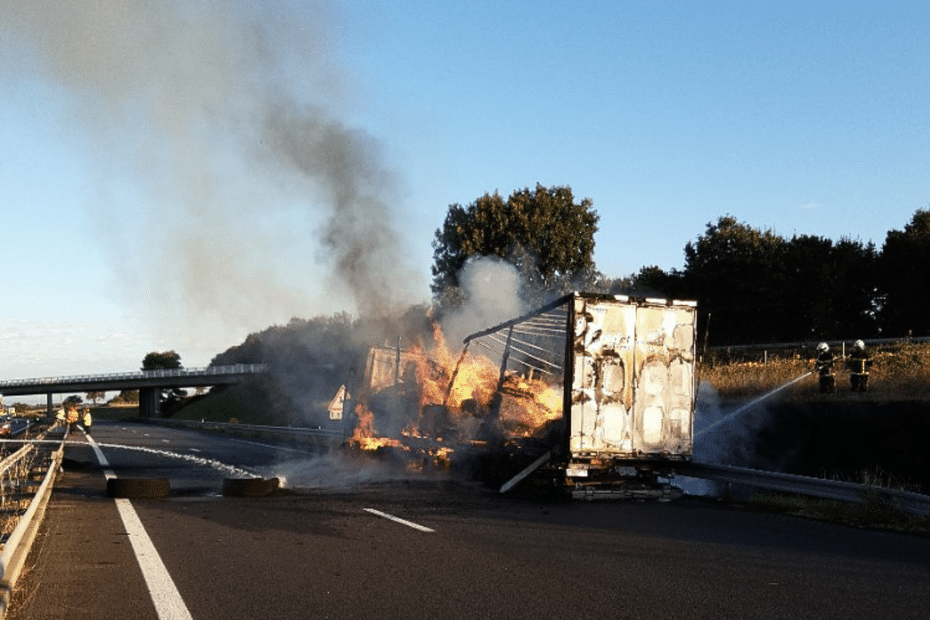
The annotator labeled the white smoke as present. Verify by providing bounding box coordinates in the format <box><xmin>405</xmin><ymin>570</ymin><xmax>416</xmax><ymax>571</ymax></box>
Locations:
<box><xmin>440</xmin><ymin>255</ymin><xmax>528</xmax><ymax>352</ymax></box>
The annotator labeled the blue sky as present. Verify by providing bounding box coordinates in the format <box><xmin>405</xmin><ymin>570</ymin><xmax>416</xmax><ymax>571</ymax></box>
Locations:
<box><xmin>1</xmin><ymin>1</ymin><xmax>927</xmax><ymax>395</ymax></box>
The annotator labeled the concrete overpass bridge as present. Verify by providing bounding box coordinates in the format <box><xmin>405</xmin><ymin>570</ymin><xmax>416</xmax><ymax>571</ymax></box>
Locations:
<box><xmin>0</xmin><ymin>364</ymin><xmax>267</xmax><ymax>418</ymax></box>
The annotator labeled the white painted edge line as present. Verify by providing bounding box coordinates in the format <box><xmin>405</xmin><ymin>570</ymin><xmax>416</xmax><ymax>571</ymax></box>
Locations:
<box><xmin>364</xmin><ymin>508</ymin><xmax>434</xmax><ymax>533</ymax></box>
<box><xmin>87</xmin><ymin>435</ymin><xmax>194</xmax><ymax>620</ymax></box>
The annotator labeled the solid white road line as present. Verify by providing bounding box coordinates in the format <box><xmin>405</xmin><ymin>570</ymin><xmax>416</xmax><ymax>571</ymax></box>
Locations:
<box><xmin>364</xmin><ymin>508</ymin><xmax>435</xmax><ymax>533</ymax></box>
<box><xmin>87</xmin><ymin>435</ymin><xmax>194</xmax><ymax>620</ymax></box>
<box><xmin>114</xmin><ymin>499</ymin><xmax>194</xmax><ymax>620</ymax></box>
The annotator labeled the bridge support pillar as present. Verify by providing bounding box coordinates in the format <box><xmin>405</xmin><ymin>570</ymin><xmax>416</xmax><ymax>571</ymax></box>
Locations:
<box><xmin>139</xmin><ymin>387</ymin><xmax>159</xmax><ymax>419</ymax></box>
<box><xmin>47</xmin><ymin>393</ymin><xmax>53</xmax><ymax>420</ymax></box>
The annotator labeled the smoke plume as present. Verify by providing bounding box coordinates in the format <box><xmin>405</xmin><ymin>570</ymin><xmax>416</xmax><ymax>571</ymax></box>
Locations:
<box><xmin>1</xmin><ymin>1</ymin><xmax>421</xmax><ymax>349</ymax></box>
<box><xmin>440</xmin><ymin>256</ymin><xmax>528</xmax><ymax>354</ymax></box>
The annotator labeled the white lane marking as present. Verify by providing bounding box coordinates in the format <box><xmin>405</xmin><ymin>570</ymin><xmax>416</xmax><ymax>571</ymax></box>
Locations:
<box><xmin>86</xmin><ymin>435</ymin><xmax>195</xmax><ymax>620</ymax></box>
<box><xmin>364</xmin><ymin>508</ymin><xmax>434</xmax><ymax>533</ymax></box>
<box><xmin>114</xmin><ymin>500</ymin><xmax>194</xmax><ymax>620</ymax></box>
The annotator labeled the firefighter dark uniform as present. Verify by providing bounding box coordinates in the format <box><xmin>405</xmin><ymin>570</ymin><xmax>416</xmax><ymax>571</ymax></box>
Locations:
<box><xmin>846</xmin><ymin>340</ymin><xmax>872</xmax><ymax>392</ymax></box>
<box><xmin>815</xmin><ymin>342</ymin><xmax>835</xmax><ymax>394</ymax></box>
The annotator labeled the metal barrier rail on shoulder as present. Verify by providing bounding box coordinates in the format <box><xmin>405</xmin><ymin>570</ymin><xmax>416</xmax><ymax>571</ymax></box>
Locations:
<box><xmin>683</xmin><ymin>461</ymin><xmax>930</xmax><ymax>516</ymax></box>
<box><xmin>0</xmin><ymin>428</ymin><xmax>64</xmax><ymax>619</ymax></box>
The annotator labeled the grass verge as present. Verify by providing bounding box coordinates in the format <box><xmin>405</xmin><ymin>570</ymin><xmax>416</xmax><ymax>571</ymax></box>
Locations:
<box><xmin>748</xmin><ymin>491</ymin><xmax>930</xmax><ymax>536</ymax></box>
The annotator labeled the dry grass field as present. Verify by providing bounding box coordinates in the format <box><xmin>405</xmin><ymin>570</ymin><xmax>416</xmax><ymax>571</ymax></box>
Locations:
<box><xmin>699</xmin><ymin>340</ymin><xmax>930</xmax><ymax>402</ymax></box>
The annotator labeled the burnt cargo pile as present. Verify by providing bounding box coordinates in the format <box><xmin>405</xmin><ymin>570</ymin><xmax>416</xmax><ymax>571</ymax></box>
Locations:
<box><xmin>343</xmin><ymin>293</ymin><xmax>698</xmax><ymax>499</ymax></box>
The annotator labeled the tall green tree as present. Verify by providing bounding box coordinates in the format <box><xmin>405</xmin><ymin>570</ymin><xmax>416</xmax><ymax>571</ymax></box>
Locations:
<box><xmin>142</xmin><ymin>350</ymin><xmax>183</xmax><ymax>370</ymax></box>
<box><xmin>629</xmin><ymin>265</ymin><xmax>686</xmax><ymax>299</ymax></box>
<box><xmin>431</xmin><ymin>184</ymin><xmax>599</xmax><ymax>304</ymax></box>
<box><xmin>682</xmin><ymin>216</ymin><xmax>786</xmax><ymax>345</ymax></box>
<box><xmin>828</xmin><ymin>237</ymin><xmax>879</xmax><ymax>339</ymax></box>
<box><xmin>142</xmin><ymin>350</ymin><xmax>185</xmax><ymax>408</ymax></box>
<box><xmin>775</xmin><ymin>235</ymin><xmax>878</xmax><ymax>341</ymax></box>
<box><xmin>879</xmin><ymin>208</ymin><xmax>930</xmax><ymax>336</ymax></box>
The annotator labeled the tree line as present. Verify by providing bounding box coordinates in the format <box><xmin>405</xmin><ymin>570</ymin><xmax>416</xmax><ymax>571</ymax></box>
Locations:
<box><xmin>631</xmin><ymin>211</ymin><xmax>929</xmax><ymax>345</ymax></box>
<box><xmin>430</xmin><ymin>184</ymin><xmax>930</xmax><ymax>346</ymax></box>
<box><xmin>200</xmin><ymin>184</ymin><xmax>927</xmax><ymax>423</ymax></box>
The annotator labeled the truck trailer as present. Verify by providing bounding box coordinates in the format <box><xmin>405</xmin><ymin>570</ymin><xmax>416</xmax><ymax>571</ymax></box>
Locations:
<box><xmin>457</xmin><ymin>292</ymin><xmax>698</xmax><ymax>498</ymax></box>
<box><xmin>347</xmin><ymin>292</ymin><xmax>698</xmax><ymax>499</ymax></box>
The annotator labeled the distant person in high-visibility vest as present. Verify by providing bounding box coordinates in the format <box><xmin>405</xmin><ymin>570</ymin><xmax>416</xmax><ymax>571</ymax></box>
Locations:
<box><xmin>82</xmin><ymin>409</ymin><xmax>93</xmax><ymax>435</ymax></box>
<box><xmin>65</xmin><ymin>404</ymin><xmax>80</xmax><ymax>432</ymax></box>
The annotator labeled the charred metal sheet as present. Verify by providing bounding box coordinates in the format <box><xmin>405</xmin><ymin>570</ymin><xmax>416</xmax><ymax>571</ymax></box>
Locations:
<box><xmin>568</xmin><ymin>295</ymin><xmax>696</xmax><ymax>461</ymax></box>
<box><xmin>363</xmin><ymin>345</ymin><xmax>425</xmax><ymax>392</ymax></box>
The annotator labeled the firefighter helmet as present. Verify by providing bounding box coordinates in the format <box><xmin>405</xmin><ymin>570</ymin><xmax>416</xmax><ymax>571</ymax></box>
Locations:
<box><xmin>817</xmin><ymin>342</ymin><xmax>829</xmax><ymax>354</ymax></box>
<box><xmin>854</xmin><ymin>339</ymin><xmax>865</xmax><ymax>351</ymax></box>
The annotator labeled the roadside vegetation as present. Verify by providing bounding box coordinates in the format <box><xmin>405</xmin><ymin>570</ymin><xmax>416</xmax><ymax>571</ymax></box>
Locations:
<box><xmin>700</xmin><ymin>340</ymin><xmax>930</xmax><ymax>535</ymax></box>
<box><xmin>748</xmin><ymin>490</ymin><xmax>930</xmax><ymax>536</ymax></box>
<box><xmin>699</xmin><ymin>340</ymin><xmax>930</xmax><ymax>402</ymax></box>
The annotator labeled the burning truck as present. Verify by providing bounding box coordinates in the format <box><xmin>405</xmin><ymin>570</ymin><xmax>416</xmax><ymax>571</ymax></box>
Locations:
<box><xmin>344</xmin><ymin>292</ymin><xmax>698</xmax><ymax>499</ymax></box>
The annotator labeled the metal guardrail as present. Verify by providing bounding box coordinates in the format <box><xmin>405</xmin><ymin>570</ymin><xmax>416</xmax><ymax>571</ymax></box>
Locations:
<box><xmin>684</xmin><ymin>462</ymin><xmax>930</xmax><ymax>516</ymax></box>
<box><xmin>708</xmin><ymin>336</ymin><xmax>930</xmax><ymax>353</ymax></box>
<box><xmin>0</xmin><ymin>428</ymin><xmax>63</xmax><ymax>619</ymax></box>
<box><xmin>0</xmin><ymin>364</ymin><xmax>268</xmax><ymax>388</ymax></box>
<box><xmin>0</xmin><ymin>445</ymin><xmax>34</xmax><ymax>479</ymax></box>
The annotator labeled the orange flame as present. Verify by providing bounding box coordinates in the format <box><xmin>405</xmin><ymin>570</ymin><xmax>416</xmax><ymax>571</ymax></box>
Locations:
<box><xmin>349</xmin><ymin>319</ymin><xmax>563</xmax><ymax>453</ymax></box>
<box><xmin>349</xmin><ymin>403</ymin><xmax>402</xmax><ymax>451</ymax></box>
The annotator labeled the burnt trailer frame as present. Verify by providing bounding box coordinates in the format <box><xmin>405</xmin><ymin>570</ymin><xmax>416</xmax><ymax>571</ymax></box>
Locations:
<box><xmin>455</xmin><ymin>292</ymin><xmax>698</xmax><ymax>495</ymax></box>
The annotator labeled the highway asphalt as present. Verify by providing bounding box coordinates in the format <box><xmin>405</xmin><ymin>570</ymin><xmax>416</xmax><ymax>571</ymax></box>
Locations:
<box><xmin>7</xmin><ymin>422</ymin><xmax>930</xmax><ymax>619</ymax></box>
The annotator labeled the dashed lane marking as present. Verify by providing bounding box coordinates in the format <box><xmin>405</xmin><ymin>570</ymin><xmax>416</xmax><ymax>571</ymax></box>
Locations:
<box><xmin>364</xmin><ymin>508</ymin><xmax>434</xmax><ymax>533</ymax></box>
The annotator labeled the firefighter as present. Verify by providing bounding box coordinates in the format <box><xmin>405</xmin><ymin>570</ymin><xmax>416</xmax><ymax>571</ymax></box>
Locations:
<box><xmin>82</xmin><ymin>409</ymin><xmax>93</xmax><ymax>435</ymax></box>
<box><xmin>846</xmin><ymin>339</ymin><xmax>873</xmax><ymax>392</ymax></box>
<box><xmin>815</xmin><ymin>342</ymin><xmax>835</xmax><ymax>394</ymax></box>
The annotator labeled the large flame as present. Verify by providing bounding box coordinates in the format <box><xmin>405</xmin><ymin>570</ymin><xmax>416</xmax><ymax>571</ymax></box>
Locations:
<box><xmin>350</xmin><ymin>404</ymin><xmax>402</xmax><ymax>451</ymax></box>
<box><xmin>349</xmin><ymin>320</ymin><xmax>563</xmax><ymax>454</ymax></box>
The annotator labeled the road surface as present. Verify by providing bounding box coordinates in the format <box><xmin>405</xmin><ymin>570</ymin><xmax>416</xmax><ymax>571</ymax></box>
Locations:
<box><xmin>8</xmin><ymin>422</ymin><xmax>930</xmax><ymax>619</ymax></box>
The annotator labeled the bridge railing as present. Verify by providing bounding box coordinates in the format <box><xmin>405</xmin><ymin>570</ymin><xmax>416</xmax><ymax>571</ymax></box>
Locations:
<box><xmin>0</xmin><ymin>364</ymin><xmax>268</xmax><ymax>388</ymax></box>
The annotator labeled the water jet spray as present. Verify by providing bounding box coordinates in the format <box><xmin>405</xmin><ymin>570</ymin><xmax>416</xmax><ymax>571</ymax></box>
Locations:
<box><xmin>695</xmin><ymin>371</ymin><xmax>812</xmax><ymax>440</ymax></box>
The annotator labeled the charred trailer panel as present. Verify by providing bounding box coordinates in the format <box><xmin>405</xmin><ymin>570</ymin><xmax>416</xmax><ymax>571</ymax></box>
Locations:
<box><xmin>562</xmin><ymin>295</ymin><xmax>697</xmax><ymax>497</ymax></box>
<box><xmin>457</xmin><ymin>292</ymin><xmax>698</xmax><ymax>497</ymax></box>
<box><xmin>567</xmin><ymin>295</ymin><xmax>696</xmax><ymax>459</ymax></box>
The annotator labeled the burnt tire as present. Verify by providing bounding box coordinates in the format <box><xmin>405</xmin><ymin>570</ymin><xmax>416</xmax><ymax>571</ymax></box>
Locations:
<box><xmin>107</xmin><ymin>477</ymin><xmax>171</xmax><ymax>499</ymax></box>
<box><xmin>221</xmin><ymin>477</ymin><xmax>280</xmax><ymax>497</ymax></box>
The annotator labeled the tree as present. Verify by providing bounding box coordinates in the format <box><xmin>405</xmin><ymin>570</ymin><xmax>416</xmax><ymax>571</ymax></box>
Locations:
<box><xmin>775</xmin><ymin>235</ymin><xmax>878</xmax><ymax>341</ymax></box>
<box><xmin>430</xmin><ymin>184</ymin><xmax>599</xmax><ymax>304</ymax></box>
<box><xmin>629</xmin><ymin>265</ymin><xmax>686</xmax><ymax>299</ymax></box>
<box><xmin>63</xmin><ymin>395</ymin><xmax>83</xmax><ymax>408</ymax></box>
<box><xmin>682</xmin><ymin>216</ymin><xmax>786</xmax><ymax>345</ymax></box>
<box><xmin>878</xmin><ymin>208</ymin><xmax>930</xmax><ymax>336</ymax></box>
<box><xmin>111</xmin><ymin>390</ymin><xmax>139</xmax><ymax>405</ymax></box>
<box><xmin>142</xmin><ymin>350</ymin><xmax>183</xmax><ymax>371</ymax></box>
<box><xmin>142</xmin><ymin>350</ymin><xmax>186</xmax><ymax>410</ymax></box>
<box><xmin>86</xmin><ymin>391</ymin><xmax>106</xmax><ymax>405</ymax></box>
